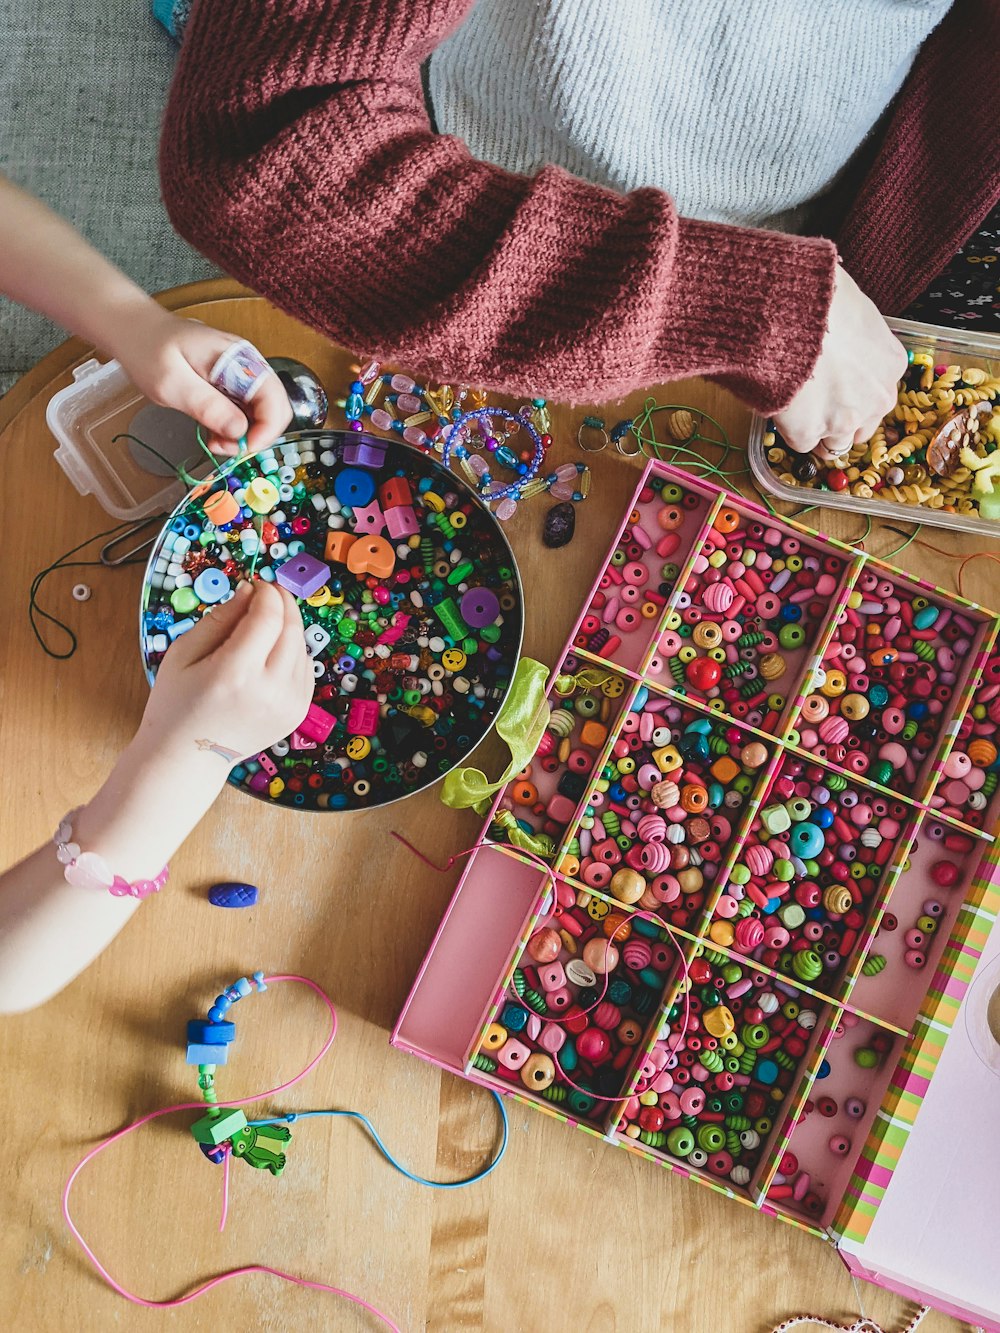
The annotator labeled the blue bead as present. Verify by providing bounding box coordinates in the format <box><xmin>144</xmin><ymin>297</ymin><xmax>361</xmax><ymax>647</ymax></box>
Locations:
<box><xmin>208</xmin><ymin>882</ymin><xmax>259</xmax><ymax>909</ymax></box>
<box><xmin>213</xmin><ymin>994</ymin><xmax>232</xmax><ymax>1013</ymax></box>
<box><xmin>186</xmin><ymin>1041</ymin><xmax>230</xmax><ymax>1065</ymax></box>
<box><xmin>187</xmin><ymin>1019</ymin><xmax>236</xmax><ymax>1044</ymax></box>
<box><xmin>500</xmin><ymin>1003</ymin><xmax>528</xmax><ymax>1032</ymax></box>
<box><xmin>252</xmin><ymin>971</ymin><xmax>267</xmax><ymax>991</ymax></box>
<box><xmin>233</xmin><ymin>977</ymin><xmax>253</xmax><ymax>998</ymax></box>
<box><xmin>208</xmin><ymin>1005</ymin><xmax>227</xmax><ymax>1023</ymax></box>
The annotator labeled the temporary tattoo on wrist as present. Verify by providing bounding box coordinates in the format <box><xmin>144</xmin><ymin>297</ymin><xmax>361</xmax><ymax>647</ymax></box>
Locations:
<box><xmin>196</xmin><ymin>738</ymin><xmax>243</xmax><ymax>763</ymax></box>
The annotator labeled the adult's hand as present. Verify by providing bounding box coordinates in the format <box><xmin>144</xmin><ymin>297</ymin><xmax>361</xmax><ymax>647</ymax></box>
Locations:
<box><xmin>773</xmin><ymin>266</ymin><xmax>908</xmax><ymax>456</ymax></box>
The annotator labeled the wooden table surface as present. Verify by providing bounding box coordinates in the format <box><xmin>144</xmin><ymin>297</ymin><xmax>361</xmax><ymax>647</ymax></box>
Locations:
<box><xmin>1</xmin><ymin>281</ymin><xmax>989</xmax><ymax>1333</ymax></box>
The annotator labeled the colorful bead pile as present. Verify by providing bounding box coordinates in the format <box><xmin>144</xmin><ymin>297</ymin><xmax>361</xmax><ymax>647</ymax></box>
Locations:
<box><xmin>571</xmin><ymin>696</ymin><xmax>772</xmax><ymax>932</ymax></box>
<box><xmin>713</xmin><ymin>759</ymin><xmax>907</xmax><ymax>988</ymax></box>
<box><xmin>763</xmin><ymin>353</ymin><xmax>1000</xmax><ymax>520</ymax></box>
<box><xmin>928</xmin><ymin>644</ymin><xmax>1000</xmax><ymax>828</ymax></box>
<box><xmin>800</xmin><ymin>574</ymin><xmax>979</xmax><ymax>793</ymax></box>
<box><xmin>648</xmin><ymin>505</ymin><xmax>845</xmax><ymax>723</ymax></box>
<box><xmin>574</xmin><ymin>478</ymin><xmax>710</xmax><ymax>671</ymax></box>
<box><xmin>142</xmin><ymin>432</ymin><xmax>522</xmax><ymax>810</ymax></box>
<box><xmin>490</xmin><ymin>668</ymin><xmax>630</xmax><ymax>853</ymax></box>
<box><xmin>619</xmin><ymin>960</ymin><xmax>822</xmax><ymax>1184</ymax></box>
<box><xmin>474</xmin><ymin>892</ymin><xmax>678</xmax><ymax>1122</ymax></box>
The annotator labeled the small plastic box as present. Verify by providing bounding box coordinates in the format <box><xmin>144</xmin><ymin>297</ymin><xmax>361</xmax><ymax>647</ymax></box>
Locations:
<box><xmin>749</xmin><ymin>317</ymin><xmax>1000</xmax><ymax>536</ymax></box>
<box><xmin>46</xmin><ymin>357</ymin><xmax>205</xmax><ymax>521</ymax></box>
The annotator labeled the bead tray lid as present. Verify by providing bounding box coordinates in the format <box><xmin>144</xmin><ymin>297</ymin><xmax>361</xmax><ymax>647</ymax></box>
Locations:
<box><xmin>837</xmin><ymin>902</ymin><xmax>1000</xmax><ymax>1330</ymax></box>
<box><xmin>46</xmin><ymin>357</ymin><xmax>205</xmax><ymax>521</ymax></box>
<box><xmin>749</xmin><ymin>317</ymin><xmax>1000</xmax><ymax>537</ymax></box>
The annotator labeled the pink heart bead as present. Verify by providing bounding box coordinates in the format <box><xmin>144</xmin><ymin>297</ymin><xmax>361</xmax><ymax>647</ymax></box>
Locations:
<box><xmin>64</xmin><ymin>852</ymin><xmax>114</xmax><ymax>890</ymax></box>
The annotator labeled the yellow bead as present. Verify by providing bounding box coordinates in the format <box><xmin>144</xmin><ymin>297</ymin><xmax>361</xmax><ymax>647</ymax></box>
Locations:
<box><xmin>268</xmin><ymin>776</ymin><xmax>285</xmax><ymax>799</ymax></box>
<box><xmin>652</xmin><ymin>744</ymin><xmax>683</xmax><ymax>773</ymax></box>
<box><xmin>244</xmin><ymin>477</ymin><xmax>280</xmax><ymax>514</ymax></box>
<box><xmin>558</xmin><ymin>854</ymin><xmax>580</xmax><ymax>878</ymax></box>
<box><xmin>708</xmin><ymin>550</ymin><xmax>727</xmax><ymax>568</ymax></box>
<box><xmin>482</xmin><ymin>1023</ymin><xmax>508</xmax><ymax>1050</ymax></box>
<box><xmin>422</xmin><ymin>491</ymin><xmax>445</xmax><ymax>512</ymax></box>
<box><xmin>639</xmin><ymin>1090</ymin><xmax>659</xmax><ymax>1106</ymax></box>
<box><xmin>709</xmin><ymin>919</ymin><xmax>735</xmax><ymax>947</ymax></box>
<box><xmin>610</xmin><ymin>868</ymin><xmax>645</xmax><ymax>904</ymax></box>
<box><xmin>703</xmin><ymin>1005</ymin><xmax>735</xmax><ymax>1038</ymax></box>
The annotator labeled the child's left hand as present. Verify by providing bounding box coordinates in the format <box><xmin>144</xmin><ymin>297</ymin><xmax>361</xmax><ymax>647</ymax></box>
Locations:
<box><xmin>112</xmin><ymin>306</ymin><xmax>293</xmax><ymax>456</ymax></box>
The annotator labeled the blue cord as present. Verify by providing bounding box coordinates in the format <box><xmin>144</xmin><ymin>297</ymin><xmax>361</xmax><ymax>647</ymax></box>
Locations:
<box><xmin>248</xmin><ymin>1090</ymin><xmax>507</xmax><ymax>1190</ymax></box>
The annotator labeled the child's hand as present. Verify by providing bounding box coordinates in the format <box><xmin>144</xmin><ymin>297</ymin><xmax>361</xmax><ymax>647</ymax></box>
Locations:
<box><xmin>773</xmin><ymin>266</ymin><xmax>907</xmax><ymax>455</ymax></box>
<box><xmin>137</xmin><ymin>581</ymin><xmax>314</xmax><ymax>767</ymax></box>
<box><xmin>112</xmin><ymin>306</ymin><xmax>293</xmax><ymax>455</ymax></box>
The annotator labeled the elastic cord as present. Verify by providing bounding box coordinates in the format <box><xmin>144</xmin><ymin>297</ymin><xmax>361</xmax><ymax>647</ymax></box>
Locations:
<box><xmin>61</xmin><ymin>973</ymin><xmax>504</xmax><ymax>1326</ymax></box>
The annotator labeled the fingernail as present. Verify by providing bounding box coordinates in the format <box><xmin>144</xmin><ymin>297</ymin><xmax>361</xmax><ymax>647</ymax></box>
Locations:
<box><xmin>235</xmin><ymin>579</ymin><xmax>252</xmax><ymax>597</ymax></box>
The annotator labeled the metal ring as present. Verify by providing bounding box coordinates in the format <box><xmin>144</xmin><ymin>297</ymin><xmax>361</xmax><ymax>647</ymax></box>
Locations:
<box><xmin>577</xmin><ymin>420</ymin><xmax>609</xmax><ymax>453</ymax></box>
<box><xmin>614</xmin><ymin>430</ymin><xmax>642</xmax><ymax>458</ymax></box>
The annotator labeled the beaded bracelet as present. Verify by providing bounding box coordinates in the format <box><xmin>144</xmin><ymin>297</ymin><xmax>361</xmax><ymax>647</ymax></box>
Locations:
<box><xmin>337</xmin><ymin>363</ymin><xmax>560</xmax><ymax>518</ymax></box>
<box><xmin>186</xmin><ymin>971</ymin><xmax>286</xmax><ymax>1172</ymax></box>
<box><xmin>54</xmin><ymin>809</ymin><xmax>169</xmax><ymax>899</ymax></box>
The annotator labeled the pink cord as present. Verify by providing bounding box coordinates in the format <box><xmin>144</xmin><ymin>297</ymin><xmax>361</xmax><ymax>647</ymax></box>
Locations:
<box><xmin>392</xmin><ymin>835</ymin><xmax>693</xmax><ymax>1111</ymax></box>
<box><xmin>61</xmin><ymin>974</ymin><xmax>401</xmax><ymax>1331</ymax></box>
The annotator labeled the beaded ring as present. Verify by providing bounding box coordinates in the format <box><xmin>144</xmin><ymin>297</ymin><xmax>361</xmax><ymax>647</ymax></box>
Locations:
<box><xmin>186</xmin><ymin>971</ymin><xmax>290</xmax><ymax>1173</ymax></box>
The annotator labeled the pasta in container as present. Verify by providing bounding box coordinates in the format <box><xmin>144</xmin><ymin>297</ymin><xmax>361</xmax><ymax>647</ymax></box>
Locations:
<box><xmin>749</xmin><ymin>318</ymin><xmax>1000</xmax><ymax>536</ymax></box>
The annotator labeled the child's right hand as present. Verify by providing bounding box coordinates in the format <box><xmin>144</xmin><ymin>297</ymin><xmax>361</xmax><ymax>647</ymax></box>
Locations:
<box><xmin>136</xmin><ymin>581</ymin><xmax>315</xmax><ymax>768</ymax></box>
<box><xmin>773</xmin><ymin>265</ymin><xmax>908</xmax><ymax>456</ymax></box>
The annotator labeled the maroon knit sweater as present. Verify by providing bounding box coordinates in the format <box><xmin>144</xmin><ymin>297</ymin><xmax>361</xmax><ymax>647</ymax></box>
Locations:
<box><xmin>159</xmin><ymin>0</ymin><xmax>1000</xmax><ymax>414</ymax></box>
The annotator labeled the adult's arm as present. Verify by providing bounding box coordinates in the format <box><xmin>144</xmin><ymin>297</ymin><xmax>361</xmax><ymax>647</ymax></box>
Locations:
<box><xmin>160</xmin><ymin>0</ymin><xmax>836</xmax><ymax>413</ymax></box>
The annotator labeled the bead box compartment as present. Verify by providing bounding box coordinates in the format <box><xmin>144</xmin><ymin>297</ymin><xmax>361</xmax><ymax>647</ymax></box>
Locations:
<box><xmin>394</xmin><ymin>456</ymin><xmax>1000</xmax><ymax>1321</ymax></box>
<box><xmin>748</xmin><ymin>317</ymin><xmax>1000</xmax><ymax>537</ymax></box>
<box><xmin>708</xmin><ymin>756</ymin><xmax>919</xmax><ymax>996</ymax></box>
<box><xmin>566</xmin><ymin>694</ymin><xmax>776</xmax><ymax>934</ymax></box>
<box><xmin>569</xmin><ymin>476</ymin><xmax>714</xmax><ymax>672</ymax></box>
<box><xmin>789</xmin><ymin>567</ymin><xmax>994</xmax><ymax>797</ymax></box>
<box><xmin>642</xmin><ymin>504</ymin><xmax>847</xmax><ymax>727</ymax></box>
<box><xmin>494</xmin><ymin>666</ymin><xmax>634</xmax><ymax>850</ymax></box>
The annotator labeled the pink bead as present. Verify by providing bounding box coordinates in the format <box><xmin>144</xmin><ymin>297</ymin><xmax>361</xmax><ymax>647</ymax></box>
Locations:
<box><xmin>745</xmin><ymin>844</ymin><xmax>773</xmax><ymax>877</ymax></box>
<box><xmin>715</xmin><ymin>895</ymin><xmax>739</xmax><ymax>919</ymax></box>
<box><xmin>539</xmin><ymin>1023</ymin><xmax>566</xmax><ymax>1054</ymax></box>
<box><xmin>904</xmin><ymin>949</ymin><xmax>926</xmax><ymax>969</ymax></box>
<box><xmin>818</xmin><ymin>716</ymin><xmax>849</xmax><ymax>745</ymax></box>
<box><xmin>539</xmin><ymin>962</ymin><xmax>567</xmax><ymax>991</ymax></box>
<box><xmin>577</xmin><ymin>1028</ymin><xmax>612</xmax><ymax>1064</ymax></box>
<box><xmin>679</xmin><ymin>1087</ymin><xmax>705</xmax><ymax>1116</ymax></box>
<box><xmin>497</xmin><ymin>1038</ymin><xmax>531</xmax><ymax>1069</ymax></box>
<box><xmin>702</xmin><ymin>582</ymin><xmax>735</xmax><ymax>613</ymax></box>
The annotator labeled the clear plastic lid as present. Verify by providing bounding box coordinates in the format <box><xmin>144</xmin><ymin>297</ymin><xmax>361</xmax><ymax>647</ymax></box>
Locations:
<box><xmin>46</xmin><ymin>357</ymin><xmax>208</xmax><ymax>521</ymax></box>
<box><xmin>749</xmin><ymin>317</ymin><xmax>1000</xmax><ymax>537</ymax></box>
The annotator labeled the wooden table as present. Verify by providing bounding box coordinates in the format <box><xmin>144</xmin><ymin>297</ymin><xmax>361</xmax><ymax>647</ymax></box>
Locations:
<box><xmin>1</xmin><ymin>281</ymin><xmax>987</xmax><ymax>1333</ymax></box>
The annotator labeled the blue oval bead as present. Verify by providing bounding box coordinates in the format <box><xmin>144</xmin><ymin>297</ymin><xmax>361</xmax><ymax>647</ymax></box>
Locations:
<box><xmin>208</xmin><ymin>882</ymin><xmax>259</xmax><ymax>908</ymax></box>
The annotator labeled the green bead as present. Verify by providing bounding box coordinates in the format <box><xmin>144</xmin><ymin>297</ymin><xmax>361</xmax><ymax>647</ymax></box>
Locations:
<box><xmin>190</xmin><ymin>1107</ymin><xmax>248</xmax><ymax>1146</ymax></box>
<box><xmin>862</xmin><ymin>953</ymin><xmax>887</xmax><ymax>976</ymax></box>
<box><xmin>854</xmin><ymin>1047</ymin><xmax>879</xmax><ymax>1069</ymax></box>
<box><xmin>666</xmin><ymin>1127</ymin><xmax>695</xmax><ymax>1158</ymax></box>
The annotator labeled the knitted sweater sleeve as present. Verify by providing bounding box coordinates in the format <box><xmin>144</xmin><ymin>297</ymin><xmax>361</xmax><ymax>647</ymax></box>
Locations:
<box><xmin>160</xmin><ymin>0</ymin><xmax>837</xmax><ymax>413</ymax></box>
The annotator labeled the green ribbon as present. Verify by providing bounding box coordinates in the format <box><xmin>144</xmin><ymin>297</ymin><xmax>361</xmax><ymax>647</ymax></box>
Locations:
<box><xmin>441</xmin><ymin>656</ymin><xmax>550</xmax><ymax>817</ymax></box>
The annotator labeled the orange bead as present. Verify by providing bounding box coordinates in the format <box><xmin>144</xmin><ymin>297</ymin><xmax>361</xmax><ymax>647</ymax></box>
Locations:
<box><xmin>680</xmin><ymin>784</ymin><xmax>709</xmax><ymax>813</ymax></box>
<box><xmin>713</xmin><ymin>507</ymin><xmax>741</xmax><ymax>535</ymax></box>
<box><xmin>602</xmin><ymin>911</ymin><xmax>633</xmax><ymax>940</ymax></box>
<box><xmin>325</xmin><ymin>530</ymin><xmax>357</xmax><ymax>564</ymax></box>
<box><xmin>511</xmin><ymin>780</ymin><xmax>538</xmax><ymax>806</ymax></box>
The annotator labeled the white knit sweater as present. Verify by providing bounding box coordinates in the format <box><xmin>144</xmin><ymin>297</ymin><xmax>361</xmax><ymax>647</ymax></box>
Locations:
<box><xmin>428</xmin><ymin>0</ymin><xmax>952</xmax><ymax>233</ymax></box>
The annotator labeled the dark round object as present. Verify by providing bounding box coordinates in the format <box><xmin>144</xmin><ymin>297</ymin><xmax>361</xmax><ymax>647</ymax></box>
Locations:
<box><xmin>791</xmin><ymin>455</ymin><xmax>818</xmax><ymax>482</ymax></box>
<box><xmin>267</xmin><ymin>357</ymin><xmax>329</xmax><ymax>429</ymax></box>
<box><xmin>543</xmin><ymin>500</ymin><xmax>576</xmax><ymax>548</ymax></box>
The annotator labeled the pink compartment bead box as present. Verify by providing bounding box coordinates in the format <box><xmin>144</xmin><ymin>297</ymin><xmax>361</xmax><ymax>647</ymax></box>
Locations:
<box><xmin>393</xmin><ymin>460</ymin><xmax>1000</xmax><ymax>1331</ymax></box>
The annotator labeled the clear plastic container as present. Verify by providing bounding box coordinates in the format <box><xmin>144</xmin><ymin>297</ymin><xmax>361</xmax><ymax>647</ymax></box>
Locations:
<box><xmin>748</xmin><ymin>317</ymin><xmax>1000</xmax><ymax>536</ymax></box>
<box><xmin>46</xmin><ymin>357</ymin><xmax>207</xmax><ymax>520</ymax></box>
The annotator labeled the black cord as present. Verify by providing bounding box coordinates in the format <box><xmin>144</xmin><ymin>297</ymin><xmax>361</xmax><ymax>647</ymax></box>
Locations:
<box><xmin>28</xmin><ymin>522</ymin><xmax>147</xmax><ymax>660</ymax></box>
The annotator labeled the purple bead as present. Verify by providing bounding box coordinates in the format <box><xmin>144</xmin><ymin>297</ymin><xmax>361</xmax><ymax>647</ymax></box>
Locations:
<box><xmin>274</xmin><ymin>553</ymin><xmax>330</xmax><ymax>599</ymax></box>
<box><xmin>459</xmin><ymin>587</ymin><xmax>501</xmax><ymax>629</ymax></box>
<box><xmin>343</xmin><ymin>435</ymin><xmax>388</xmax><ymax>468</ymax></box>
